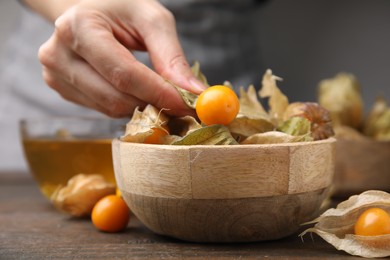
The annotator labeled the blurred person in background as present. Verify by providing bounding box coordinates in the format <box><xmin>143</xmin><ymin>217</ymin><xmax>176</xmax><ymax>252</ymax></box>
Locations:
<box><xmin>0</xmin><ymin>0</ymin><xmax>389</xmax><ymax>173</ymax></box>
<box><xmin>0</xmin><ymin>0</ymin><xmax>266</xmax><ymax>172</ymax></box>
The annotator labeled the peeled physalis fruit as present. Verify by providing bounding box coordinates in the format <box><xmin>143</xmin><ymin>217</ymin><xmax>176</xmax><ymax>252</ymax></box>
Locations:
<box><xmin>92</xmin><ymin>194</ymin><xmax>130</xmax><ymax>233</ymax></box>
<box><xmin>301</xmin><ymin>190</ymin><xmax>390</xmax><ymax>258</ymax></box>
<box><xmin>195</xmin><ymin>85</ymin><xmax>240</xmax><ymax>126</ymax></box>
<box><xmin>51</xmin><ymin>174</ymin><xmax>116</xmax><ymax>217</ymax></box>
<box><xmin>354</xmin><ymin>207</ymin><xmax>390</xmax><ymax>236</ymax></box>
<box><xmin>318</xmin><ymin>73</ymin><xmax>364</xmax><ymax>129</ymax></box>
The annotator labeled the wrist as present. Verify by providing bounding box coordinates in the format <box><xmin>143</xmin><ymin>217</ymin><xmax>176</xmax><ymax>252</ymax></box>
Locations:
<box><xmin>22</xmin><ymin>0</ymin><xmax>81</xmax><ymax>22</ymax></box>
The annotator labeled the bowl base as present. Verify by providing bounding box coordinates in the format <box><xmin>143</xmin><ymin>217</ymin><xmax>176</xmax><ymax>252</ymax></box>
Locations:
<box><xmin>122</xmin><ymin>188</ymin><xmax>330</xmax><ymax>243</ymax></box>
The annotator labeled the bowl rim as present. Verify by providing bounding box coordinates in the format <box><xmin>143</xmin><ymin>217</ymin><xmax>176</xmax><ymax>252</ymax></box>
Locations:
<box><xmin>113</xmin><ymin>137</ymin><xmax>336</xmax><ymax>199</ymax></box>
<box><xmin>113</xmin><ymin>136</ymin><xmax>336</xmax><ymax>149</ymax></box>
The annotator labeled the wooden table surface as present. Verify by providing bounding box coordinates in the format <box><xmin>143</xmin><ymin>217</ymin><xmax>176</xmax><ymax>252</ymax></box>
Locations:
<box><xmin>0</xmin><ymin>172</ymin><xmax>364</xmax><ymax>260</ymax></box>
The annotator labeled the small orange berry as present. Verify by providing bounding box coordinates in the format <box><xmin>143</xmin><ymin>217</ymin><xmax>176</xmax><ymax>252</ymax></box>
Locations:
<box><xmin>144</xmin><ymin>127</ymin><xmax>169</xmax><ymax>144</ymax></box>
<box><xmin>354</xmin><ymin>207</ymin><xmax>390</xmax><ymax>236</ymax></box>
<box><xmin>91</xmin><ymin>195</ymin><xmax>130</xmax><ymax>233</ymax></box>
<box><xmin>195</xmin><ymin>85</ymin><xmax>240</xmax><ymax>126</ymax></box>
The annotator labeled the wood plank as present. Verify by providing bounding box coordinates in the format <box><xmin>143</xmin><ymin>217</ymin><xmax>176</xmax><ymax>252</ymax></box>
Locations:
<box><xmin>0</xmin><ymin>173</ymin><xmax>360</xmax><ymax>259</ymax></box>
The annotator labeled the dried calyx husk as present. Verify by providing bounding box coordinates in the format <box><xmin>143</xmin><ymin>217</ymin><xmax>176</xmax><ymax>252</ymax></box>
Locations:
<box><xmin>259</xmin><ymin>69</ymin><xmax>289</xmax><ymax>125</ymax></box>
<box><xmin>282</xmin><ymin>102</ymin><xmax>334</xmax><ymax>141</ymax></box>
<box><xmin>363</xmin><ymin>97</ymin><xmax>390</xmax><ymax>141</ymax></box>
<box><xmin>166</xmin><ymin>61</ymin><xmax>209</xmax><ymax>110</ymax></box>
<box><xmin>121</xmin><ymin>65</ymin><xmax>334</xmax><ymax>146</ymax></box>
<box><xmin>227</xmin><ymin>84</ymin><xmax>274</xmax><ymax>139</ymax></box>
<box><xmin>121</xmin><ymin>104</ymin><xmax>170</xmax><ymax>143</ymax></box>
<box><xmin>318</xmin><ymin>73</ymin><xmax>390</xmax><ymax>141</ymax></box>
<box><xmin>51</xmin><ymin>174</ymin><xmax>116</xmax><ymax>217</ymax></box>
<box><xmin>300</xmin><ymin>190</ymin><xmax>390</xmax><ymax>258</ymax></box>
<box><xmin>318</xmin><ymin>73</ymin><xmax>364</xmax><ymax>129</ymax></box>
<box><xmin>172</xmin><ymin>125</ymin><xmax>238</xmax><ymax>145</ymax></box>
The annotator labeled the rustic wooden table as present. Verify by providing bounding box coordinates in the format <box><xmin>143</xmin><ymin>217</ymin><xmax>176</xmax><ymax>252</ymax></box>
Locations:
<box><xmin>0</xmin><ymin>172</ymin><xmax>364</xmax><ymax>259</ymax></box>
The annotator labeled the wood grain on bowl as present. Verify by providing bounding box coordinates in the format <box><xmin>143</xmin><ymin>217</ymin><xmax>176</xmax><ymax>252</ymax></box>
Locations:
<box><xmin>112</xmin><ymin>138</ymin><xmax>336</xmax><ymax>242</ymax></box>
<box><xmin>113</xmin><ymin>139</ymin><xmax>335</xmax><ymax>200</ymax></box>
<box><xmin>121</xmin><ymin>188</ymin><xmax>330</xmax><ymax>243</ymax></box>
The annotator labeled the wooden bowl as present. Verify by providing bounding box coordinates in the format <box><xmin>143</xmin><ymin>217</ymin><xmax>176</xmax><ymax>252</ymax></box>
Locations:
<box><xmin>113</xmin><ymin>138</ymin><xmax>336</xmax><ymax>243</ymax></box>
<box><xmin>333</xmin><ymin>138</ymin><xmax>390</xmax><ymax>198</ymax></box>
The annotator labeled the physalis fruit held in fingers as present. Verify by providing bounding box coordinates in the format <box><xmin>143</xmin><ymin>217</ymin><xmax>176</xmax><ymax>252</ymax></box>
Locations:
<box><xmin>195</xmin><ymin>85</ymin><xmax>240</xmax><ymax>126</ymax></box>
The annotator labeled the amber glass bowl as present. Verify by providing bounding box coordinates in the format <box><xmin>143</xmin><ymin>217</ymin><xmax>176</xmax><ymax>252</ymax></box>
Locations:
<box><xmin>20</xmin><ymin>117</ymin><xmax>125</xmax><ymax>199</ymax></box>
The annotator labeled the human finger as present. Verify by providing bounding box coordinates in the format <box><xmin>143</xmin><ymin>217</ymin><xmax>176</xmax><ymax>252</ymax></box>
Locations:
<box><xmin>54</xmin><ymin>8</ymin><xmax>195</xmax><ymax>117</ymax></box>
<box><xmin>138</xmin><ymin>5</ymin><xmax>207</xmax><ymax>93</ymax></box>
<box><xmin>39</xmin><ymin>34</ymin><xmax>147</xmax><ymax>117</ymax></box>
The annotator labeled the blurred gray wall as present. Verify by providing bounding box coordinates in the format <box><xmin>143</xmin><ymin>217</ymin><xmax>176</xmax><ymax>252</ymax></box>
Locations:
<box><xmin>0</xmin><ymin>1</ymin><xmax>21</xmax><ymax>56</ymax></box>
<box><xmin>257</xmin><ymin>0</ymin><xmax>390</xmax><ymax>110</ymax></box>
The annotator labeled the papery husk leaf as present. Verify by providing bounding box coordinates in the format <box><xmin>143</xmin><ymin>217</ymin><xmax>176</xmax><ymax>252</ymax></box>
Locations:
<box><xmin>334</xmin><ymin>125</ymin><xmax>368</xmax><ymax>141</ymax></box>
<box><xmin>241</xmin><ymin>131</ymin><xmax>308</xmax><ymax>144</ymax></box>
<box><xmin>51</xmin><ymin>174</ymin><xmax>116</xmax><ymax>217</ymax></box>
<box><xmin>318</xmin><ymin>73</ymin><xmax>364</xmax><ymax>129</ymax></box>
<box><xmin>228</xmin><ymin>85</ymin><xmax>274</xmax><ymax>138</ymax></box>
<box><xmin>161</xmin><ymin>135</ymin><xmax>182</xmax><ymax>144</ymax></box>
<box><xmin>364</xmin><ymin>97</ymin><xmax>387</xmax><ymax>136</ymax></box>
<box><xmin>170</xmin><ymin>82</ymin><xmax>199</xmax><ymax>109</ymax></box>
<box><xmin>363</xmin><ymin>97</ymin><xmax>390</xmax><ymax>141</ymax></box>
<box><xmin>239</xmin><ymin>85</ymin><xmax>269</xmax><ymax>117</ymax></box>
<box><xmin>169</xmin><ymin>61</ymin><xmax>208</xmax><ymax>109</ymax></box>
<box><xmin>376</xmin><ymin>129</ymin><xmax>390</xmax><ymax>141</ymax></box>
<box><xmin>283</xmin><ymin>102</ymin><xmax>334</xmax><ymax>141</ymax></box>
<box><xmin>172</xmin><ymin>125</ymin><xmax>238</xmax><ymax>145</ymax></box>
<box><xmin>191</xmin><ymin>61</ymin><xmax>209</xmax><ymax>87</ymax></box>
<box><xmin>223</xmin><ymin>81</ymin><xmax>233</xmax><ymax>89</ymax></box>
<box><xmin>278</xmin><ymin>116</ymin><xmax>311</xmax><ymax>137</ymax></box>
<box><xmin>259</xmin><ymin>69</ymin><xmax>289</xmax><ymax>124</ymax></box>
<box><xmin>121</xmin><ymin>130</ymin><xmax>154</xmax><ymax>143</ymax></box>
<box><xmin>121</xmin><ymin>105</ymin><xmax>169</xmax><ymax>143</ymax></box>
<box><xmin>300</xmin><ymin>190</ymin><xmax>390</xmax><ymax>258</ymax></box>
<box><xmin>301</xmin><ymin>229</ymin><xmax>390</xmax><ymax>258</ymax></box>
<box><xmin>167</xmin><ymin>115</ymin><xmax>202</xmax><ymax>137</ymax></box>
<box><xmin>228</xmin><ymin>115</ymin><xmax>275</xmax><ymax>138</ymax></box>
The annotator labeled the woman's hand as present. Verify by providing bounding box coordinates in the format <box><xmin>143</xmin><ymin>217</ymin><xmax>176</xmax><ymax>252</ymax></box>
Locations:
<box><xmin>37</xmin><ymin>0</ymin><xmax>206</xmax><ymax>117</ymax></box>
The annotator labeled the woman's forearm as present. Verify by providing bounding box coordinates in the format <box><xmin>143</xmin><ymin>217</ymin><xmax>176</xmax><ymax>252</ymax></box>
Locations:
<box><xmin>22</xmin><ymin>0</ymin><xmax>81</xmax><ymax>22</ymax></box>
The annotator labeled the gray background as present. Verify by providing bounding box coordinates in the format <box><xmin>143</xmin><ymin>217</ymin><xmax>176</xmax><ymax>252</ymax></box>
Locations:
<box><xmin>1</xmin><ymin>0</ymin><xmax>389</xmax><ymax>111</ymax></box>
<box><xmin>0</xmin><ymin>1</ymin><xmax>20</xmax><ymax>56</ymax></box>
<box><xmin>256</xmin><ymin>0</ymin><xmax>390</xmax><ymax>110</ymax></box>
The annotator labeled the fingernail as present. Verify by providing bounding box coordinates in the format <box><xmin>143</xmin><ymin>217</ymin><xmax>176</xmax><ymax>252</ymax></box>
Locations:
<box><xmin>189</xmin><ymin>78</ymin><xmax>207</xmax><ymax>94</ymax></box>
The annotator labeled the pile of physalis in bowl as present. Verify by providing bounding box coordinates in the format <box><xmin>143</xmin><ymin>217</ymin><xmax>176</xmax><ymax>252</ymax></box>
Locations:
<box><xmin>115</xmin><ymin>65</ymin><xmax>390</xmax><ymax>258</ymax></box>
<box><xmin>51</xmin><ymin>64</ymin><xmax>335</xmax><ymax>235</ymax></box>
<box><xmin>299</xmin><ymin>73</ymin><xmax>390</xmax><ymax>258</ymax></box>
<box><xmin>318</xmin><ymin>72</ymin><xmax>389</xmax><ymax>141</ymax></box>
<box><xmin>121</xmin><ymin>64</ymin><xmax>334</xmax><ymax>146</ymax></box>
<box><xmin>317</xmin><ymin>73</ymin><xmax>390</xmax><ymax>198</ymax></box>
